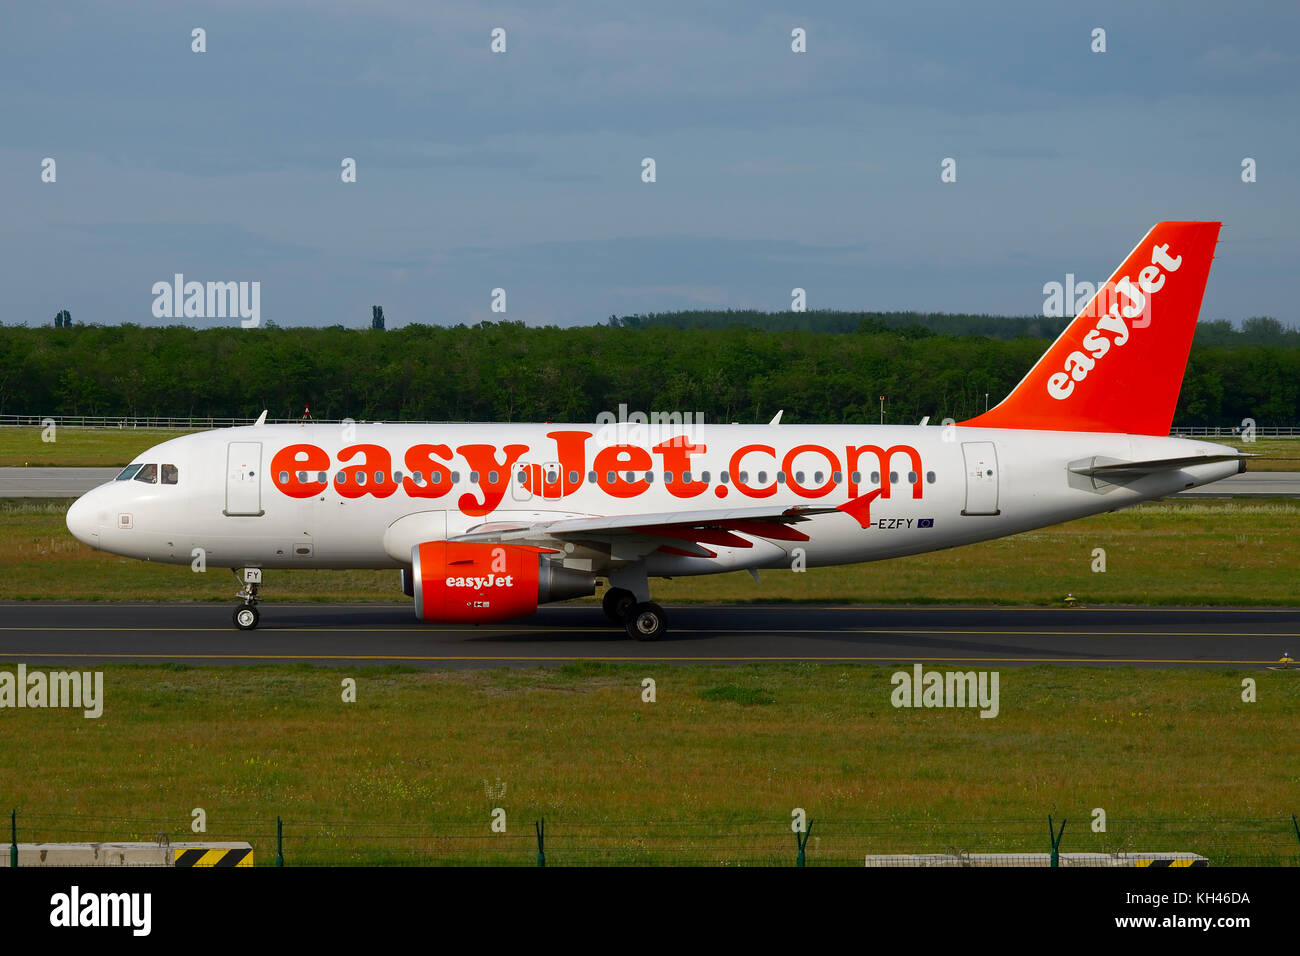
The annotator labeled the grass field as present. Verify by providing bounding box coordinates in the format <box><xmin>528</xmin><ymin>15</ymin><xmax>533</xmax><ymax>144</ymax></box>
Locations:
<box><xmin>3</xmin><ymin>498</ymin><xmax>1297</xmax><ymax>605</ymax></box>
<box><xmin>2</xmin><ymin>426</ymin><xmax>1298</xmax><ymax>469</ymax></box>
<box><xmin>2</xmin><ymin>663</ymin><xmax>1297</xmax><ymax>865</ymax></box>
<box><xmin>0</xmin><ymin>428</ymin><xmax>199</xmax><ymax>467</ymax></box>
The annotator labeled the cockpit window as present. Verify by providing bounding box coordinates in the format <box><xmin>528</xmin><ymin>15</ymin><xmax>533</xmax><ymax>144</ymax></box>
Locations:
<box><xmin>161</xmin><ymin>464</ymin><xmax>179</xmax><ymax>485</ymax></box>
<box><xmin>115</xmin><ymin>464</ymin><xmax>143</xmax><ymax>481</ymax></box>
<box><xmin>134</xmin><ymin>463</ymin><xmax>158</xmax><ymax>484</ymax></box>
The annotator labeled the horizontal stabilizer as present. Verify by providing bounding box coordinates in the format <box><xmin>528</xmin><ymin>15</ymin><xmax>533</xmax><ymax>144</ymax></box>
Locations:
<box><xmin>1069</xmin><ymin>453</ymin><xmax>1248</xmax><ymax>480</ymax></box>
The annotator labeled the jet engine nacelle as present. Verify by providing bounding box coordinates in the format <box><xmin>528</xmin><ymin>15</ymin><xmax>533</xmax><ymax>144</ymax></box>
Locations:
<box><xmin>411</xmin><ymin>541</ymin><xmax>594</xmax><ymax>623</ymax></box>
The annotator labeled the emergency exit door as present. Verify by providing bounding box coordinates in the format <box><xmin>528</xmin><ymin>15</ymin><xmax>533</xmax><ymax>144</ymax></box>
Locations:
<box><xmin>225</xmin><ymin>441</ymin><xmax>264</xmax><ymax>516</ymax></box>
<box><xmin>961</xmin><ymin>441</ymin><xmax>1000</xmax><ymax>516</ymax></box>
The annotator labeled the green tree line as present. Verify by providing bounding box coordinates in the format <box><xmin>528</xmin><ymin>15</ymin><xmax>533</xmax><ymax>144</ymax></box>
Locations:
<box><xmin>610</xmin><ymin>309</ymin><xmax>1300</xmax><ymax>346</ymax></box>
<box><xmin>1</xmin><ymin>320</ymin><xmax>1296</xmax><ymax>426</ymax></box>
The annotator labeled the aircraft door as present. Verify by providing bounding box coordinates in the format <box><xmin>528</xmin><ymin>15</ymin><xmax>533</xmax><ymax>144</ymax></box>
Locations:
<box><xmin>225</xmin><ymin>441</ymin><xmax>264</xmax><ymax>516</ymax></box>
<box><xmin>960</xmin><ymin>441</ymin><xmax>1000</xmax><ymax>516</ymax></box>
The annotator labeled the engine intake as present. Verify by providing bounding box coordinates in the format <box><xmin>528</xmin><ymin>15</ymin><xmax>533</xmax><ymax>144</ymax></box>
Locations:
<box><xmin>411</xmin><ymin>541</ymin><xmax>594</xmax><ymax>623</ymax></box>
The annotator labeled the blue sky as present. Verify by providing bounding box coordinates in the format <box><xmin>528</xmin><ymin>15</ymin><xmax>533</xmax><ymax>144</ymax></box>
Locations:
<box><xmin>3</xmin><ymin>1</ymin><xmax>1297</xmax><ymax>328</ymax></box>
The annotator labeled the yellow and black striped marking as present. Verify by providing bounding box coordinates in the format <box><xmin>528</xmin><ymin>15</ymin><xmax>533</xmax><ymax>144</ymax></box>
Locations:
<box><xmin>1136</xmin><ymin>858</ymin><xmax>1207</xmax><ymax>867</ymax></box>
<box><xmin>174</xmin><ymin>847</ymin><xmax>253</xmax><ymax>867</ymax></box>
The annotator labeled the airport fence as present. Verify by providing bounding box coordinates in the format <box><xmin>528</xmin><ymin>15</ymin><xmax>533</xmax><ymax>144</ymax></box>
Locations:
<box><xmin>2</xmin><ymin>414</ymin><xmax>1299</xmax><ymax>437</ymax></box>
<box><xmin>8</xmin><ymin>810</ymin><xmax>1300</xmax><ymax>867</ymax></box>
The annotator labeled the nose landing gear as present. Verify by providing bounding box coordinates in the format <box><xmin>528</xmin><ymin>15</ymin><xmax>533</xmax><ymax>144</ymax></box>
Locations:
<box><xmin>232</xmin><ymin>567</ymin><xmax>262</xmax><ymax>630</ymax></box>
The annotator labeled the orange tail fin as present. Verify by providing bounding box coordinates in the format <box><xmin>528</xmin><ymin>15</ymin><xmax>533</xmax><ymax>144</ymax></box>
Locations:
<box><xmin>961</xmin><ymin>221</ymin><xmax>1221</xmax><ymax>435</ymax></box>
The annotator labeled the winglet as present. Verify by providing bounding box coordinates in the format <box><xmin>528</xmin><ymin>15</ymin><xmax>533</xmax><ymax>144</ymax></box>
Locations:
<box><xmin>254</xmin><ymin>409</ymin><xmax>268</xmax><ymax>426</ymax></box>
<box><xmin>769</xmin><ymin>410</ymin><xmax>783</xmax><ymax>426</ymax></box>
<box><xmin>836</xmin><ymin>489</ymin><xmax>883</xmax><ymax>529</ymax></box>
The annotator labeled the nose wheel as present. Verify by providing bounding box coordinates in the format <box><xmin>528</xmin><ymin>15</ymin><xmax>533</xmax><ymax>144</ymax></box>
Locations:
<box><xmin>231</xmin><ymin>567</ymin><xmax>263</xmax><ymax>630</ymax></box>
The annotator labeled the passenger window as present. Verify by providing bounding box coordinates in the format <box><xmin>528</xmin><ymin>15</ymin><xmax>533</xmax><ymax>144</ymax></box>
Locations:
<box><xmin>701</xmin><ymin>471</ymin><xmax>710</xmax><ymax>483</ymax></box>
<box><xmin>568</xmin><ymin>471</ymin><xmax>579</xmax><ymax>484</ymax></box>
<box><xmin>279</xmin><ymin>471</ymin><xmax>290</xmax><ymax>484</ymax></box>
<box><xmin>926</xmin><ymin>471</ymin><xmax>936</xmax><ymax>484</ymax></box>
<box><xmin>470</xmin><ymin>471</ymin><xmax>481</xmax><ymax>484</ymax></box>
<box><xmin>134</xmin><ymin>464</ymin><xmax>158</xmax><ymax>484</ymax></box>
<box><xmin>489</xmin><ymin>471</ymin><xmax>499</xmax><ymax>484</ymax></box>
<box><xmin>161</xmin><ymin>464</ymin><xmax>179</xmax><ymax>485</ymax></box>
<box><xmin>374</xmin><ymin>471</ymin><xmax>385</xmax><ymax>484</ymax></box>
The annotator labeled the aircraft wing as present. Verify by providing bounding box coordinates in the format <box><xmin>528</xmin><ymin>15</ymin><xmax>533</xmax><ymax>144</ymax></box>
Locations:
<box><xmin>451</xmin><ymin>502</ymin><xmax>839</xmax><ymax>560</ymax></box>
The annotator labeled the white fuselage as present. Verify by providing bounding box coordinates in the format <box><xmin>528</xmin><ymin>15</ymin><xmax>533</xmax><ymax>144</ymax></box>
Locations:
<box><xmin>65</xmin><ymin>421</ymin><xmax>1240</xmax><ymax>576</ymax></box>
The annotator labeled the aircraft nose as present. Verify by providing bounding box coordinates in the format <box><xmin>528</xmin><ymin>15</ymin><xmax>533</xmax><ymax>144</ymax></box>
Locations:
<box><xmin>66</xmin><ymin>492</ymin><xmax>101</xmax><ymax>548</ymax></box>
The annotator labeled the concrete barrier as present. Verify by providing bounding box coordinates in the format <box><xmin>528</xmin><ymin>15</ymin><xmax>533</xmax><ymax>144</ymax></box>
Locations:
<box><xmin>1</xmin><ymin>842</ymin><xmax>253</xmax><ymax>867</ymax></box>
<box><xmin>864</xmin><ymin>852</ymin><xmax>1208</xmax><ymax>867</ymax></box>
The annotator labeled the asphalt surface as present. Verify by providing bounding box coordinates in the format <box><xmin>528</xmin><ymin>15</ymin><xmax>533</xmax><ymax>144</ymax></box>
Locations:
<box><xmin>1176</xmin><ymin>471</ymin><xmax>1300</xmax><ymax>496</ymax></box>
<box><xmin>0</xmin><ymin>467</ymin><xmax>117</xmax><ymax>496</ymax></box>
<box><xmin>1</xmin><ymin>602</ymin><xmax>1296</xmax><ymax>668</ymax></box>
<box><xmin>3</xmin><ymin>468</ymin><xmax>1297</xmax><ymax>497</ymax></box>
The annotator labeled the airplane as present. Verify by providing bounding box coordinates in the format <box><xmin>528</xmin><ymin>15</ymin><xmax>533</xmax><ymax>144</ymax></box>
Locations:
<box><xmin>66</xmin><ymin>221</ymin><xmax>1245</xmax><ymax>639</ymax></box>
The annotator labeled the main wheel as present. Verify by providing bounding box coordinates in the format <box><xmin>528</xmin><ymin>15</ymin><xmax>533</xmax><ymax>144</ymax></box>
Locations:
<box><xmin>602</xmin><ymin>587</ymin><xmax>637</xmax><ymax>623</ymax></box>
<box><xmin>625</xmin><ymin>601</ymin><xmax>667</xmax><ymax>641</ymax></box>
<box><xmin>233</xmin><ymin>604</ymin><xmax>260</xmax><ymax>630</ymax></box>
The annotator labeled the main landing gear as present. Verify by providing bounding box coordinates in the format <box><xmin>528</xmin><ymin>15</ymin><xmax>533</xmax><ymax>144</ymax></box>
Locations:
<box><xmin>602</xmin><ymin>585</ymin><xmax>668</xmax><ymax>641</ymax></box>
<box><xmin>232</xmin><ymin>567</ymin><xmax>262</xmax><ymax>630</ymax></box>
